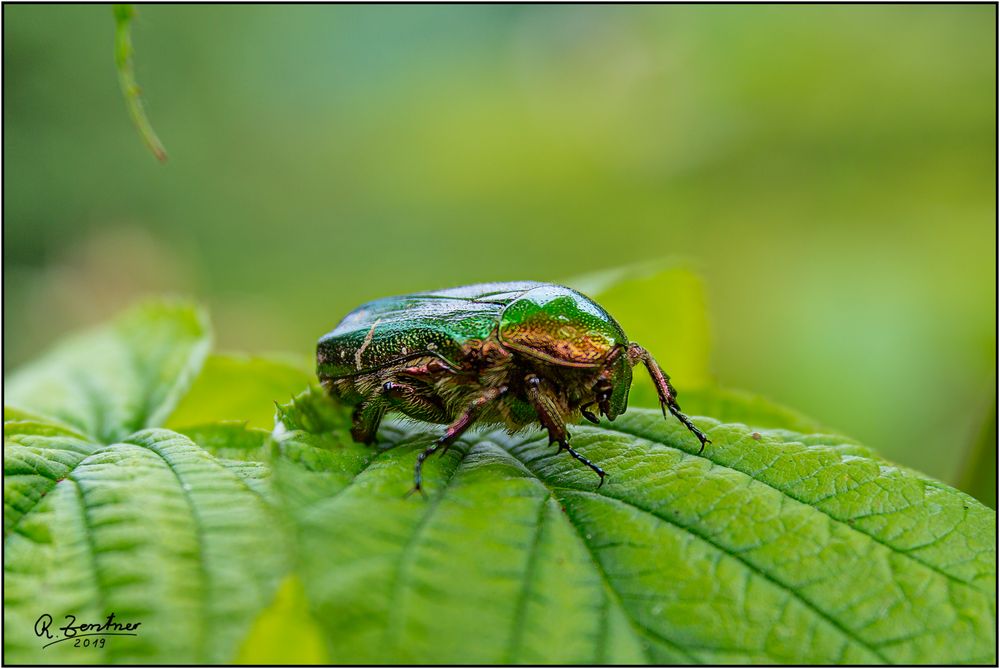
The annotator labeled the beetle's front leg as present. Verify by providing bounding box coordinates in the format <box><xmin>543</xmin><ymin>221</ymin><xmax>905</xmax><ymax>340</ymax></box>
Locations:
<box><xmin>408</xmin><ymin>384</ymin><xmax>508</xmax><ymax>498</ymax></box>
<box><xmin>627</xmin><ymin>343</ymin><xmax>711</xmax><ymax>453</ymax></box>
<box><xmin>526</xmin><ymin>374</ymin><xmax>606</xmax><ymax>487</ymax></box>
<box><xmin>580</xmin><ymin>402</ymin><xmax>601</xmax><ymax>424</ymax></box>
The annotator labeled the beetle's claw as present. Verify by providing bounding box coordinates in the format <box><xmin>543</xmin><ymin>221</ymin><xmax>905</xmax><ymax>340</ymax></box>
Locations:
<box><xmin>663</xmin><ymin>399</ymin><xmax>712</xmax><ymax>454</ymax></box>
<box><xmin>686</xmin><ymin>421</ymin><xmax>711</xmax><ymax>454</ymax></box>
<box><xmin>404</xmin><ymin>484</ymin><xmax>428</xmax><ymax>500</ymax></box>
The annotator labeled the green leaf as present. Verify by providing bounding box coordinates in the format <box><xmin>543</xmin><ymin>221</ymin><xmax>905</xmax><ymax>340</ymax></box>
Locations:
<box><xmin>4</xmin><ymin>303</ymin><xmax>289</xmax><ymax>664</ymax></box>
<box><xmin>3</xmin><ymin>419</ymin><xmax>289</xmax><ymax>664</ymax></box>
<box><xmin>270</xmin><ymin>387</ymin><xmax>996</xmax><ymax>664</ymax></box>
<box><xmin>5</xmin><ymin>300</ymin><xmax>211</xmax><ymax>444</ymax></box>
<box><xmin>166</xmin><ymin>353</ymin><xmax>312</xmax><ymax>431</ymax></box>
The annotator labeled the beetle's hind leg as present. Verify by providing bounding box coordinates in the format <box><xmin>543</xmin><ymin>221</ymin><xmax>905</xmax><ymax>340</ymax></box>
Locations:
<box><xmin>627</xmin><ymin>343</ymin><xmax>711</xmax><ymax>453</ymax></box>
<box><xmin>350</xmin><ymin>375</ymin><xmax>448</xmax><ymax>444</ymax></box>
<box><xmin>382</xmin><ymin>380</ymin><xmax>449</xmax><ymax>424</ymax></box>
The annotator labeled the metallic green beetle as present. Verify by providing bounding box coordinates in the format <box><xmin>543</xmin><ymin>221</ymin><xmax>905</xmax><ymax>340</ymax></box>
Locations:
<box><xmin>317</xmin><ymin>281</ymin><xmax>710</xmax><ymax>494</ymax></box>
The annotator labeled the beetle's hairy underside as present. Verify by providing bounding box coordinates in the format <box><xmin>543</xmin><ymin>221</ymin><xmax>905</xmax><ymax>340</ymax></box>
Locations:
<box><xmin>317</xmin><ymin>282</ymin><xmax>709</xmax><ymax>495</ymax></box>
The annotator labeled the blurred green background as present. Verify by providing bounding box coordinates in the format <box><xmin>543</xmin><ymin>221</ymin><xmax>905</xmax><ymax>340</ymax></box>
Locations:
<box><xmin>3</xmin><ymin>5</ymin><xmax>995</xmax><ymax>496</ymax></box>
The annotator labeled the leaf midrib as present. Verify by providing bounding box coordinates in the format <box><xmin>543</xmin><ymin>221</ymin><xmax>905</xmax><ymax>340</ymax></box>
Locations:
<box><xmin>66</xmin><ymin>476</ymin><xmax>112</xmax><ymax>664</ymax></box>
<box><xmin>339</xmin><ymin>437</ymin><xmax>692</xmax><ymax>664</ymax></box>
<box><xmin>127</xmin><ymin>436</ymin><xmax>211</xmax><ymax>660</ymax></box>
<box><xmin>478</xmin><ymin>440</ymin><xmax>695</xmax><ymax>664</ymax></box>
<box><xmin>381</xmin><ymin>441</ymin><xmax>474</xmax><ymax>656</ymax></box>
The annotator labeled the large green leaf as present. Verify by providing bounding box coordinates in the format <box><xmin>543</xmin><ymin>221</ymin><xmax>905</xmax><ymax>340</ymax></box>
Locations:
<box><xmin>3</xmin><ymin>418</ymin><xmax>289</xmax><ymax>664</ymax></box>
<box><xmin>270</xmin><ymin>387</ymin><xmax>996</xmax><ymax>664</ymax></box>
<box><xmin>5</xmin><ymin>300</ymin><xmax>211</xmax><ymax>444</ymax></box>
<box><xmin>3</xmin><ymin>303</ymin><xmax>289</xmax><ymax>664</ymax></box>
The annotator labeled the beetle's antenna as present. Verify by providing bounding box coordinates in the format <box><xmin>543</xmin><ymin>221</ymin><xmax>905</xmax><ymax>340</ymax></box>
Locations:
<box><xmin>627</xmin><ymin>343</ymin><xmax>711</xmax><ymax>453</ymax></box>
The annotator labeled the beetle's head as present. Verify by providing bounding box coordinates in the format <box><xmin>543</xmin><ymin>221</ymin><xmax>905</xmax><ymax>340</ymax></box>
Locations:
<box><xmin>593</xmin><ymin>346</ymin><xmax>632</xmax><ymax>420</ymax></box>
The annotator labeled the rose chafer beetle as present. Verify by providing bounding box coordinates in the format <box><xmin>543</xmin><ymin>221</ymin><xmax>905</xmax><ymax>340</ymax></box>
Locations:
<box><xmin>317</xmin><ymin>281</ymin><xmax>710</xmax><ymax>495</ymax></box>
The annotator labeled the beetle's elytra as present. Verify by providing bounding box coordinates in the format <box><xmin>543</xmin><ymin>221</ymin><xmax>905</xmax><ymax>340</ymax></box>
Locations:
<box><xmin>317</xmin><ymin>281</ymin><xmax>710</xmax><ymax>494</ymax></box>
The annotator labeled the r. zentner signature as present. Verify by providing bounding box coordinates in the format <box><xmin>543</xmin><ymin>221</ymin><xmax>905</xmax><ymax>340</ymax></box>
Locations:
<box><xmin>35</xmin><ymin>613</ymin><xmax>141</xmax><ymax>649</ymax></box>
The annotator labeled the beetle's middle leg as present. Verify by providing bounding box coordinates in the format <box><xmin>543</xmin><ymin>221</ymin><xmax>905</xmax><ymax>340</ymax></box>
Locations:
<box><xmin>409</xmin><ymin>384</ymin><xmax>509</xmax><ymax>497</ymax></box>
<box><xmin>525</xmin><ymin>373</ymin><xmax>606</xmax><ymax>487</ymax></box>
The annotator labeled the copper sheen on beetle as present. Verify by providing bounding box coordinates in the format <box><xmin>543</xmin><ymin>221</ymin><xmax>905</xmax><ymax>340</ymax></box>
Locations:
<box><xmin>317</xmin><ymin>282</ymin><xmax>710</xmax><ymax>495</ymax></box>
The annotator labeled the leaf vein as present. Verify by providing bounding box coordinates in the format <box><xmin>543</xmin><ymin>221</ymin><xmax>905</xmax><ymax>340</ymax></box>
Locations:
<box><xmin>579</xmin><ymin>422</ymin><xmax>983</xmax><ymax>590</ymax></box>
<box><xmin>559</xmin><ymin>487</ymin><xmax>889</xmax><ymax>663</ymax></box>
<box><xmin>4</xmin><ymin>441</ymin><xmax>102</xmax><ymax>538</ymax></box>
